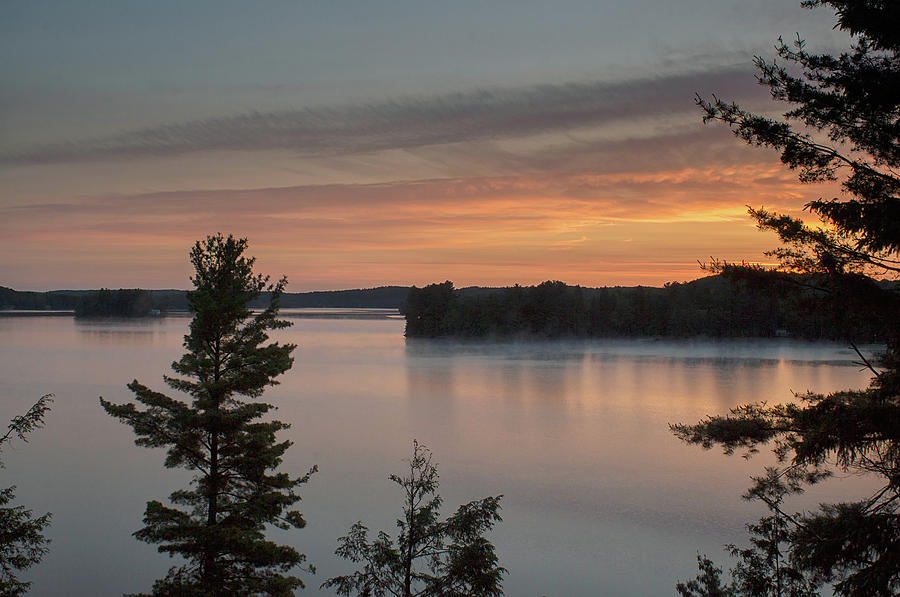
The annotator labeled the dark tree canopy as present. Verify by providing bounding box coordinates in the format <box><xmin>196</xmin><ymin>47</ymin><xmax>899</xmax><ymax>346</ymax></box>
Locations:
<box><xmin>1</xmin><ymin>394</ymin><xmax>52</xmax><ymax>597</ymax></box>
<box><xmin>402</xmin><ymin>277</ymin><xmax>887</xmax><ymax>340</ymax></box>
<box><xmin>101</xmin><ymin>234</ymin><xmax>315</xmax><ymax>596</ymax></box>
<box><xmin>676</xmin><ymin>1</ymin><xmax>900</xmax><ymax>595</ymax></box>
<box><xmin>698</xmin><ymin>0</ymin><xmax>900</xmax><ymax>278</ymax></box>
<box><xmin>323</xmin><ymin>441</ymin><xmax>505</xmax><ymax>597</ymax></box>
<box><xmin>677</xmin><ymin>476</ymin><xmax>821</xmax><ymax>597</ymax></box>
<box><xmin>74</xmin><ymin>289</ymin><xmax>155</xmax><ymax>318</ymax></box>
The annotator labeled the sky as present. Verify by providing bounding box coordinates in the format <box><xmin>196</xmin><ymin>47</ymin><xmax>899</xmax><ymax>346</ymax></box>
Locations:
<box><xmin>0</xmin><ymin>1</ymin><xmax>849</xmax><ymax>291</ymax></box>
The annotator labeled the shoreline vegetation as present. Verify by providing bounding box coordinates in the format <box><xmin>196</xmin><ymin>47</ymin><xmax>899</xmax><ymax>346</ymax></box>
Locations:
<box><xmin>402</xmin><ymin>278</ymin><xmax>889</xmax><ymax>341</ymax></box>
<box><xmin>2</xmin><ymin>276</ymin><xmax>888</xmax><ymax>342</ymax></box>
<box><xmin>0</xmin><ymin>285</ymin><xmax>410</xmax><ymax>317</ymax></box>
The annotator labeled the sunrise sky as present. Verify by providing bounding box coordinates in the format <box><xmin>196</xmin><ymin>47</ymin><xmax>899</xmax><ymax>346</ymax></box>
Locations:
<box><xmin>1</xmin><ymin>1</ymin><xmax>847</xmax><ymax>291</ymax></box>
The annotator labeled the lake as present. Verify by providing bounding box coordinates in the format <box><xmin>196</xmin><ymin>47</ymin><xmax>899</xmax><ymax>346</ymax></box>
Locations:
<box><xmin>0</xmin><ymin>311</ymin><xmax>878</xmax><ymax>596</ymax></box>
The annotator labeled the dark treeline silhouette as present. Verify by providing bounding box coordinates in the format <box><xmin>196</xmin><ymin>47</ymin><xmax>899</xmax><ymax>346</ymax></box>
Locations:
<box><xmin>0</xmin><ymin>287</ymin><xmax>188</xmax><ymax>314</ymax></box>
<box><xmin>4</xmin><ymin>275</ymin><xmax>888</xmax><ymax>340</ymax></box>
<box><xmin>1</xmin><ymin>285</ymin><xmax>409</xmax><ymax>313</ymax></box>
<box><xmin>74</xmin><ymin>289</ymin><xmax>165</xmax><ymax>318</ymax></box>
<box><xmin>403</xmin><ymin>276</ymin><xmax>888</xmax><ymax>340</ymax></box>
<box><xmin>0</xmin><ymin>287</ymin><xmax>91</xmax><ymax>311</ymax></box>
<box><xmin>276</xmin><ymin>285</ymin><xmax>409</xmax><ymax>309</ymax></box>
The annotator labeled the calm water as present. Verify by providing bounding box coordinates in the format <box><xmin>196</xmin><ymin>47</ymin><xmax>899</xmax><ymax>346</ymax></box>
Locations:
<box><xmin>0</xmin><ymin>312</ymin><xmax>878</xmax><ymax>596</ymax></box>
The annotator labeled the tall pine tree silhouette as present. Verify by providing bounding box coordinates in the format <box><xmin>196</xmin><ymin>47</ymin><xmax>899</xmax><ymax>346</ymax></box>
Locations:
<box><xmin>675</xmin><ymin>1</ymin><xmax>900</xmax><ymax>595</ymax></box>
<box><xmin>102</xmin><ymin>234</ymin><xmax>315</xmax><ymax>596</ymax></box>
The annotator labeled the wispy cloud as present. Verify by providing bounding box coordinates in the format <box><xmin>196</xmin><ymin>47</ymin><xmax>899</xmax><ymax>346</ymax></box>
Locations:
<box><xmin>2</xmin><ymin>157</ymin><xmax>834</xmax><ymax>290</ymax></box>
<box><xmin>2</xmin><ymin>67</ymin><xmax>763</xmax><ymax>165</ymax></box>
<box><xmin>4</xmin><ymin>159</ymin><xmax>821</xmax><ymax>249</ymax></box>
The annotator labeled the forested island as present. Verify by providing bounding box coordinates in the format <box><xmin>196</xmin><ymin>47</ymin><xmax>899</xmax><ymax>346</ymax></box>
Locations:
<box><xmin>4</xmin><ymin>276</ymin><xmax>889</xmax><ymax>341</ymax></box>
<box><xmin>403</xmin><ymin>276</ymin><xmax>888</xmax><ymax>341</ymax></box>
<box><xmin>0</xmin><ymin>287</ymin><xmax>187</xmax><ymax>315</ymax></box>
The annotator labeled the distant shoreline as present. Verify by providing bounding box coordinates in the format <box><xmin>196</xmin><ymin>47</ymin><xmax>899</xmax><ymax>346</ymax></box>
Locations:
<box><xmin>0</xmin><ymin>310</ymin><xmax>74</xmax><ymax>317</ymax></box>
<box><xmin>0</xmin><ymin>307</ymin><xmax>403</xmax><ymax>321</ymax></box>
<box><xmin>0</xmin><ymin>285</ymin><xmax>411</xmax><ymax>313</ymax></box>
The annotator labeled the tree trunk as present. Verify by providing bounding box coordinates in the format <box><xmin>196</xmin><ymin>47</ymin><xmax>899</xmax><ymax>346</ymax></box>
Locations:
<box><xmin>203</xmin><ymin>429</ymin><xmax>219</xmax><ymax>594</ymax></box>
<box><xmin>204</xmin><ymin>341</ymin><xmax>223</xmax><ymax>594</ymax></box>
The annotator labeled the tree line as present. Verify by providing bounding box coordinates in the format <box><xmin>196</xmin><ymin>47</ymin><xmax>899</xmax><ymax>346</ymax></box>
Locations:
<box><xmin>402</xmin><ymin>276</ymin><xmax>888</xmax><ymax>341</ymax></box>
<box><xmin>74</xmin><ymin>289</ymin><xmax>162</xmax><ymax>318</ymax></box>
<box><xmin>0</xmin><ymin>286</ymin><xmax>410</xmax><ymax>315</ymax></box>
<box><xmin>0</xmin><ymin>287</ymin><xmax>188</xmax><ymax>316</ymax></box>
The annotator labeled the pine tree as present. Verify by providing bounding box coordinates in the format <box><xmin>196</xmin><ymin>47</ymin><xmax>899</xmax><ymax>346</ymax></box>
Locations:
<box><xmin>101</xmin><ymin>234</ymin><xmax>315</xmax><ymax>596</ymax></box>
<box><xmin>322</xmin><ymin>441</ymin><xmax>505</xmax><ymax>597</ymax></box>
<box><xmin>674</xmin><ymin>1</ymin><xmax>900</xmax><ymax>595</ymax></box>
<box><xmin>677</xmin><ymin>475</ymin><xmax>820</xmax><ymax>597</ymax></box>
<box><xmin>1</xmin><ymin>394</ymin><xmax>52</xmax><ymax>597</ymax></box>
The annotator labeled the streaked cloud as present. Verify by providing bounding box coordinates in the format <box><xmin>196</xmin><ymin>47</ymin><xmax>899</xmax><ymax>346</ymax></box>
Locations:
<box><xmin>2</xmin><ymin>67</ymin><xmax>763</xmax><ymax>166</ymax></box>
<box><xmin>0</xmin><ymin>64</ymin><xmax>821</xmax><ymax>291</ymax></box>
<box><xmin>1</xmin><ymin>159</ymin><xmax>836</xmax><ymax>290</ymax></box>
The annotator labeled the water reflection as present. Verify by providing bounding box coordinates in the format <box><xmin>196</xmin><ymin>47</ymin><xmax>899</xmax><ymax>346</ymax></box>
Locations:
<box><xmin>0</xmin><ymin>316</ymin><xmax>881</xmax><ymax>597</ymax></box>
<box><xmin>74</xmin><ymin>318</ymin><xmax>171</xmax><ymax>346</ymax></box>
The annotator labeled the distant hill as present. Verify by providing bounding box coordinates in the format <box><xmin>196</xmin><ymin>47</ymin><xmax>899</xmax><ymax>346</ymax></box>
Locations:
<box><xmin>0</xmin><ymin>287</ymin><xmax>189</xmax><ymax>313</ymax></box>
<box><xmin>274</xmin><ymin>286</ymin><xmax>410</xmax><ymax>309</ymax></box>
<box><xmin>0</xmin><ymin>285</ymin><xmax>411</xmax><ymax>313</ymax></box>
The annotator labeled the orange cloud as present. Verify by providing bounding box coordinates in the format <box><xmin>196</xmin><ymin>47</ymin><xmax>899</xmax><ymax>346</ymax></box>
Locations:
<box><xmin>1</xmin><ymin>160</ymin><xmax>837</xmax><ymax>290</ymax></box>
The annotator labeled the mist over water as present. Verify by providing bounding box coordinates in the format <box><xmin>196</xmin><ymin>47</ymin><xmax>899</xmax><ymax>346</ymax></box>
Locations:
<box><xmin>0</xmin><ymin>312</ymin><xmax>878</xmax><ymax>596</ymax></box>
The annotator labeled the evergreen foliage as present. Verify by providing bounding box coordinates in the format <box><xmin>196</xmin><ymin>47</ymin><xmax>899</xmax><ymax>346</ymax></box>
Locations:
<box><xmin>0</xmin><ymin>395</ymin><xmax>52</xmax><ymax>597</ymax></box>
<box><xmin>0</xmin><ymin>287</ymin><xmax>189</xmax><ymax>313</ymax></box>
<box><xmin>276</xmin><ymin>286</ymin><xmax>410</xmax><ymax>309</ymax></box>
<box><xmin>0</xmin><ymin>285</ymin><xmax>410</xmax><ymax>313</ymax></box>
<box><xmin>402</xmin><ymin>277</ymin><xmax>887</xmax><ymax>340</ymax></box>
<box><xmin>674</xmin><ymin>1</ymin><xmax>900</xmax><ymax>595</ymax></box>
<box><xmin>100</xmin><ymin>234</ymin><xmax>315</xmax><ymax>596</ymax></box>
<box><xmin>323</xmin><ymin>441</ymin><xmax>505</xmax><ymax>597</ymax></box>
<box><xmin>0</xmin><ymin>287</ymin><xmax>82</xmax><ymax>311</ymax></box>
<box><xmin>677</xmin><ymin>479</ymin><xmax>820</xmax><ymax>597</ymax></box>
<box><xmin>74</xmin><ymin>288</ymin><xmax>155</xmax><ymax>318</ymax></box>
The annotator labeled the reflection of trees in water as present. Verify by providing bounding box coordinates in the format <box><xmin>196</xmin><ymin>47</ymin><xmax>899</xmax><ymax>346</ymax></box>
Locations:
<box><xmin>75</xmin><ymin>319</ymin><xmax>169</xmax><ymax>345</ymax></box>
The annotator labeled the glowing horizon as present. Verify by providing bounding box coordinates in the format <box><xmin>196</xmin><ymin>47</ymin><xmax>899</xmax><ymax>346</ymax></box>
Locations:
<box><xmin>0</xmin><ymin>2</ymin><xmax>847</xmax><ymax>292</ymax></box>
